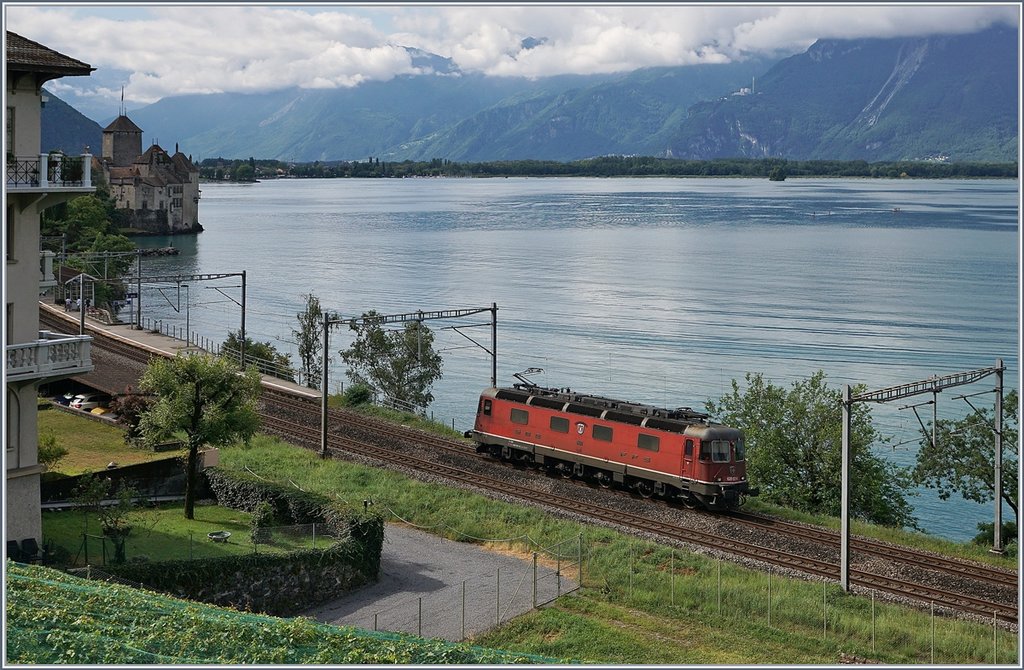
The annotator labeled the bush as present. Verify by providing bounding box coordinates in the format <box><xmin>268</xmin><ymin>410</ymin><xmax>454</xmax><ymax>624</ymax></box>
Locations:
<box><xmin>250</xmin><ymin>501</ymin><xmax>275</xmax><ymax>544</ymax></box>
<box><xmin>341</xmin><ymin>383</ymin><xmax>373</xmax><ymax>407</ymax></box>
<box><xmin>972</xmin><ymin>520</ymin><xmax>1017</xmax><ymax>556</ymax></box>
<box><xmin>38</xmin><ymin>430</ymin><xmax>68</xmax><ymax>470</ymax></box>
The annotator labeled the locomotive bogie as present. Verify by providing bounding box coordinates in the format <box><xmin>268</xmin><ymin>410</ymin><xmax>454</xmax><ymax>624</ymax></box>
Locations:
<box><xmin>470</xmin><ymin>385</ymin><xmax>756</xmax><ymax>512</ymax></box>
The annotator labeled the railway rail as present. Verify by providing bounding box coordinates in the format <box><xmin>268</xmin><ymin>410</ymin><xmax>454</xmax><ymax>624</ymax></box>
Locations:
<box><xmin>47</xmin><ymin>310</ymin><xmax>1019</xmax><ymax>624</ymax></box>
<box><xmin>726</xmin><ymin>511</ymin><xmax>1018</xmax><ymax>590</ymax></box>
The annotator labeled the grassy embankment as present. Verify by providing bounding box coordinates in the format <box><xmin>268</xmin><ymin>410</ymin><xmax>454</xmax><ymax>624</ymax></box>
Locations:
<box><xmin>38</xmin><ymin>406</ymin><xmax>1019</xmax><ymax>664</ymax></box>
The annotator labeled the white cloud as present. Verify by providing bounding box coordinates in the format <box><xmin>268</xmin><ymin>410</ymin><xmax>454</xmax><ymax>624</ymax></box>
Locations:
<box><xmin>5</xmin><ymin>3</ymin><xmax>1018</xmax><ymax>110</ymax></box>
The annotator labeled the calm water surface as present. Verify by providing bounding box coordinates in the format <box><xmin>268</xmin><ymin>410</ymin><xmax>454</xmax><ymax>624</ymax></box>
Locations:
<box><xmin>137</xmin><ymin>177</ymin><xmax>1019</xmax><ymax>541</ymax></box>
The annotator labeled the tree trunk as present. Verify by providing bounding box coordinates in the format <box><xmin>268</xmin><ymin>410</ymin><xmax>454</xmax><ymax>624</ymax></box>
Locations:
<box><xmin>184</xmin><ymin>439</ymin><xmax>199</xmax><ymax>520</ymax></box>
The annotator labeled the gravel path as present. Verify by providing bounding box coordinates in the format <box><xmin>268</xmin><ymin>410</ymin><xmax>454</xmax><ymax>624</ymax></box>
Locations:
<box><xmin>302</xmin><ymin>523</ymin><xmax>578</xmax><ymax>642</ymax></box>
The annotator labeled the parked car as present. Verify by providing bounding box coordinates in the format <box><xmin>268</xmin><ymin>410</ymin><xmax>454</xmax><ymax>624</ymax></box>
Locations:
<box><xmin>54</xmin><ymin>392</ymin><xmax>77</xmax><ymax>406</ymax></box>
<box><xmin>70</xmin><ymin>393</ymin><xmax>109</xmax><ymax>411</ymax></box>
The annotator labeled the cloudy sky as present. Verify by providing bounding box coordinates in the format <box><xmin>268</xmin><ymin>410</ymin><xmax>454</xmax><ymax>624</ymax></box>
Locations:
<box><xmin>5</xmin><ymin>2</ymin><xmax>1019</xmax><ymax>119</ymax></box>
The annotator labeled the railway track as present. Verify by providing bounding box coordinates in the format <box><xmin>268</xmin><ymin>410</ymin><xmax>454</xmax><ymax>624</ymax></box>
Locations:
<box><xmin>49</xmin><ymin>312</ymin><xmax>1019</xmax><ymax>623</ymax></box>
<box><xmin>727</xmin><ymin>510</ymin><xmax>1018</xmax><ymax>590</ymax></box>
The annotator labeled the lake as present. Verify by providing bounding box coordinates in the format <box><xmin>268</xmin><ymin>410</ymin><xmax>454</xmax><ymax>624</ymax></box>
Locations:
<box><xmin>134</xmin><ymin>176</ymin><xmax>1019</xmax><ymax>541</ymax></box>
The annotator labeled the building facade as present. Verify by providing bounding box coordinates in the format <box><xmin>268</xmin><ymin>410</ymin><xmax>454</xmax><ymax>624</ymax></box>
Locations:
<box><xmin>5</xmin><ymin>32</ymin><xmax>95</xmax><ymax>547</ymax></box>
<box><xmin>99</xmin><ymin>115</ymin><xmax>202</xmax><ymax>234</ymax></box>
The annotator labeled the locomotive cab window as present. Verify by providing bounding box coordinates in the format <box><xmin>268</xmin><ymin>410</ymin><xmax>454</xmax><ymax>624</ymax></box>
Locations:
<box><xmin>711</xmin><ymin>440</ymin><xmax>731</xmax><ymax>463</ymax></box>
<box><xmin>684</xmin><ymin>439</ymin><xmax>694</xmax><ymax>458</ymax></box>
<box><xmin>699</xmin><ymin>441</ymin><xmax>711</xmax><ymax>461</ymax></box>
<box><xmin>592</xmin><ymin>424</ymin><xmax>613</xmax><ymax>442</ymax></box>
<box><xmin>637</xmin><ymin>433</ymin><xmax>660</xmax><ymax>452</ymax></box>
<box><xmin>550</xmin><ymin>416</ymin><xmax>570</xmax><ymax>433</ymax></box>
<box><xmin>734</xmin><ymin>438</ymin><xmax>746</xmax><ymax>461</ymax></box>
<box><xmin>481</xmin><ymin>399</ymin><xmax>492</xmax><ymax>416</ymax></box>
<box><xmin>510</xmin><ymin>408</ymin><xmax>529</xmax><ymax>425</ymax></box>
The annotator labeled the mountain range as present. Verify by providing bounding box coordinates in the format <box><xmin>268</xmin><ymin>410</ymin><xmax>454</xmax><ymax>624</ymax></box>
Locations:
<box><xmin>43</xmin><ymin>26</ymin><xmax>1018</xmax><ymax>164</ymax></box>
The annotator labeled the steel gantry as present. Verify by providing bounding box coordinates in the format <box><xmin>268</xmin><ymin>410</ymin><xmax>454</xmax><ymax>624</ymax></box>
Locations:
<box><xmin>839</xmin><ymin>360</ymin><xmax>1006</xmax><ymax>591</ymax></box>
<box><xmin>320</xmin><ymin>304</ymin><xmax>498</xmax><ymax>457</ymax></box>
<box><xmin>130</xmin><ymin>271</ymin><xmax>247</xmax><ymax>366</ymax></box>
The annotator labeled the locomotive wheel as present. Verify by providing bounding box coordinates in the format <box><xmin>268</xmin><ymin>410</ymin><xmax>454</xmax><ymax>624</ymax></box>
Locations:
<box><xmin>636</xmin><ymin>480</ymin><xmax>655</xmax><ymax>498</ymax></box>
<box><xmin>595</xmin><ymin>471</ymin><xmax>613</xmax><ymax>488</ymax></box>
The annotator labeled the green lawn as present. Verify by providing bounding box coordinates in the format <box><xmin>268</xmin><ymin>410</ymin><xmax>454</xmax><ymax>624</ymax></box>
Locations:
<box><xmin>41</xmin><ymin>502</ymin><xmax>335</xmax><ymax>568</ymax></box>
<box><xmin>38</xmin><ymin>404</ymin><xmax>170</xmax><ymax>477</ymax></box>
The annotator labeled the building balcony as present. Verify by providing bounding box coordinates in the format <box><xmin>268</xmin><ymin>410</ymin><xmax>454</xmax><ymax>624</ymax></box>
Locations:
<box><xmin>5</xmin><ymin>331</ymin><xmax>93</xmax><ymax>384</ymax></box>
<box><xmin>6</xmin><ymin>153</ymin><xmax>93</xmax><ymax>192</ymax></box>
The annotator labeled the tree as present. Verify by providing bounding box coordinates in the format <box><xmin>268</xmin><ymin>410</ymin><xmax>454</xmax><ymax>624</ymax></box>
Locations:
<box><xmin>340</xmin><ymin>311</ymin><xmax>443</xmax><ymax>413</ymax></box>
<box><xmin>292</xmin><ymin>293</ymin><xmax>336</xmax><ymax>390</ymax></box>
<box><xmin>221</xmin><ymin>330</ymin><xmax>295</xmax><ymax>382</ymax></box>
<box><xmin>706</xmin><ymin>371</ymin><xmax>917</xmax><ymax>529</ymax></box>
<box><xmin>37</xmin><ymin>429</ymin><xmax>68</xmax><ymax>471</ymax></box>
<box><xmin>71</xmin><ymin>472</ymin><xmax>140</xmax><ymax>564</ymax></box>
<box><xmin>139</xmin><ymin>353</ymin><xmax>262</xmax><ymax>519</ymax></box>
<box><xmin>109</xmin><ymin>393</ymin><xmax>155</xmax><ymax>444</ymax></box>
<box><xmin>913</xmin><ymin>390</ymin><xmax>1018</xmax><ymax>528</ymax></box>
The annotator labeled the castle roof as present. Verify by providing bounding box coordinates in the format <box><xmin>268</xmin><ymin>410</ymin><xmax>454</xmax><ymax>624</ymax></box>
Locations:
<box><xmin>5</xmin><ymin>31</ymin><xmax>94</xmax><ymax>77</ymax></box>
<box><xmin>104</xmin><ymin>114</ymin><xmax>143</xmax><ymax>134</ymax></box>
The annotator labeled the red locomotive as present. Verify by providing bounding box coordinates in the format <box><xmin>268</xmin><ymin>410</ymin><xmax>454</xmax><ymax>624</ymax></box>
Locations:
<box><xmin>467</xmin><ymin>383</ymin><xmax>757</xmax><ymax>510</ymax></box>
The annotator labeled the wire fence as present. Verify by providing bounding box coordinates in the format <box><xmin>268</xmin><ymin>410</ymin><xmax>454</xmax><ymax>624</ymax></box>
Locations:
<box><xmin>355</xmin><ymin>533</ymin><xmax>581</xmax><ymax>642</ymax></box>
<box><xmin>55</xmin><ymin>499</ymin><xmax>1016</xmax><ymax>663</ymax></box>
<box><xmin>594</xmin><ymin>542</ymin><xmax>1018</xmax><ymax>665</ymax></box>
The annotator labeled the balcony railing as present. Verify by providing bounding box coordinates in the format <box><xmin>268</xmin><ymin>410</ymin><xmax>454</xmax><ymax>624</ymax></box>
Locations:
<box><xmin>5</xmin><ymin>331</ymin><xmax>93</xmax><ymax>383</ymax></box>
<box><xmin>6</xmin><ymin>153</ymin><xmax>93</xmax><ymax>190</ymax></box>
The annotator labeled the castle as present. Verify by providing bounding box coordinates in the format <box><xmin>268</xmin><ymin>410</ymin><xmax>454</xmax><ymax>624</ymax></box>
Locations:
<box><xmin>96</xmin><ymin>114</ymin><xmax>202</xmax><ymax>234</ymax></box>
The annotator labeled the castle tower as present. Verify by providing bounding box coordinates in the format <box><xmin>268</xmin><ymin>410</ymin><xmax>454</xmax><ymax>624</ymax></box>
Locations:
<box><xmin>101</xmin><ymin>115</ymin><xmax>143</xmax><ymax>167</ymax></box>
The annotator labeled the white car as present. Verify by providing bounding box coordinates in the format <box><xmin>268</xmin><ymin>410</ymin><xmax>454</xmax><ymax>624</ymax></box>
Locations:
<box><xmin>70</xmin><ymin>393</ymin><xmax>108</xmax><ymax>411</ymax></box>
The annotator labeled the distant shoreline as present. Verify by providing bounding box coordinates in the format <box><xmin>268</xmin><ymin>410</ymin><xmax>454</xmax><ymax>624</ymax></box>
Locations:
<box><xmin>198</xmin><ymin>156</ymin><xmax>1018</xmax><ymax>183</ymax></box>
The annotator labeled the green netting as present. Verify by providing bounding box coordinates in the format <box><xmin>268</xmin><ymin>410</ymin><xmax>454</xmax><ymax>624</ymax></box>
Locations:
<box><xmin>5</xmin><ymin>561</ymin><xmax>568</xmax><ymax>664</ymax></box>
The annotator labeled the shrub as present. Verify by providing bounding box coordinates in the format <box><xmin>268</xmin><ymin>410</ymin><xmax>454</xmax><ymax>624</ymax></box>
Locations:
<box><xmin>341</xmin><ymin>383</ymin><xmax>373</xmax><ymax>407</ymax></box>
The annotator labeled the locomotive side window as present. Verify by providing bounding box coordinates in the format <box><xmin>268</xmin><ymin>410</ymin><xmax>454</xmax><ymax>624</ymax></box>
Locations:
<box><xmin>482</xmin><ymin>399</ymin><xmax>492</xmax><ymax>416</ymax></box>
<box><xmin>637</xmin><ymin>433</ymin><xmax>660</xmax><ymax>452</ymax></box>
<box><xmin>684</xmin><ymin>439</ymin><xmax>694</xmax><ymax>458</ymax></box>
<box><xmin>550</xmin><ymin>416</ymin><xmax>570</xmax><ymax>433</ymax></box>
<box><xmin>711</xmin><ymin>440</ymin><xmax>731</xmax><ymax>463</ymax></box>
<box><xmin>734</xmin><ymin>438</ymin><xmax>746</xmax><ymax>461</ymax></box>
<box><xmin>592</xmin><ymin>424</ymin><xmax>613</xmax><ymax>442</ymax></box>
<box><xmin>699</xmin><ymin>441</ymin><xmax>711</xmax><ymax>461</ymax></box>
<box><xmin>510</xmin><ymin>408</ymin><xmax>529</xmax><ymax>425</ymax></box>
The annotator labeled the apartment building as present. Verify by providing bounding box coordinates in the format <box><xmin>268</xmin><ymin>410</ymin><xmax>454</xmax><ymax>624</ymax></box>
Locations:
<box><xmin>5</xmin><ymin>32</ymin><xmax>96</xmax><ymax>547</ymax></box>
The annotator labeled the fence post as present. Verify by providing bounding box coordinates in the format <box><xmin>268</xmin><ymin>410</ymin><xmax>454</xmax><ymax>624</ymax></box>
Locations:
<box><xmin>628</xmin><ymin>544</ymin><xmax>632</xmax><ymax>598</ymax></box>
<box><xmin>717</xmin><ymin>560</ymin><xmax>721</xmax><ymax>614</ymax></box>
<box><xmin>557</xmin><ymin>549</ymin><xmax>562</xmax><ymax>597</ymax></box>
<box><xmin>871</xmin><ymin>591</ymin><xmax>875</xmax><ymax>654</ymax></box>
<box><xmin>930</xmin><ymin>601</ymin><xmax>935</xmax><ymax>664</ymax></box>
<box><xmin>671</xmin><ymin>549</ymin><xmax>675</xmax><ymax>606</ymax></box>
<box><xmin>823</xmin><ymin>579</ymin><xmax>827</xmax><ymax>640</ymax></box>
<box><xmin>578</xmin><ymin>533</ymin><xmax>583</xmax><ymax>585</ymax></box>
<box><xmin>373</xmin><ymin>612</ymin><xmax>378</xmax><ymax>632</ymax></box>
<box><xmin>496</xmin><ymin>568</ymin><xmax>500</xmax><ymax>626</ymax></box>
<box><xmin>533</xmin><ymin>552</ymin><xmax>537</xmax><ymax>608</ymax></box>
